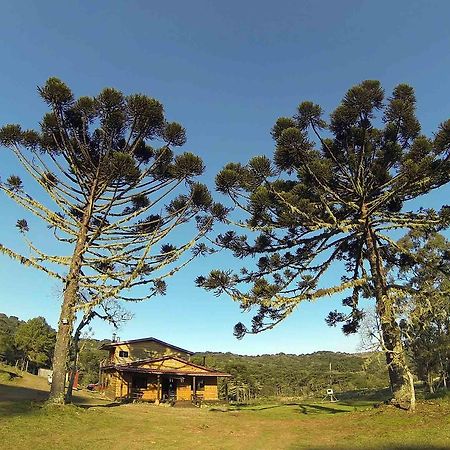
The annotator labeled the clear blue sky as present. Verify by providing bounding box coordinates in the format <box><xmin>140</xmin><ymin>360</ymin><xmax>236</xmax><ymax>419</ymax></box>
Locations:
<box><xmin>0</xmin><ymin>0</ymin><xmax>449</xmax><ymax>355</ymax></box>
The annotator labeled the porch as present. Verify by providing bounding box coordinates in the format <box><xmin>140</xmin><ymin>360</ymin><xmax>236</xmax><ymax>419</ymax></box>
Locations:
<box><xmin>112</xmin><ymin>370</ymin><xmax>218</xmax><ymax>402</ymax></box>
<box><xmin>99</xmin><ymin>355</ymin><xmax>231</xmax><ymax>402</ymax></box>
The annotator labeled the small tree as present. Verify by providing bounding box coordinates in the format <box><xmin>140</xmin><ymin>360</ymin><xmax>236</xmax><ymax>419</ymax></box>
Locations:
<box><xmin>14</xmin><ymin>317</ymin><xmax>56</xmax><ymax>368</ymax></box>
<box><xmin>0</xmin><ymin>314</ymin><xmax>22</xmax><ymax>364</ymax></box>
<box><xmin>396</xmin><ymin>231</ymin><xmax>450</xmax><ymax>392</ymax></box>
<box><xmin>66</xmin><ymin>299</ymin><xmax>132</xmax><ymax>402</ymax></box>
<box><xmin>0</xmin><ymin>78</ymin><xmax>223</xmax><ymax>403</ymax></box>
<box><xmin>77</xmin><ymin>338</ymin><xmax>107</xmax><ymax>385</ymax></box>
<box><xmin>198</xmin><ymin>81</ymin><xmax>450</xmax><ymax>410</ymax></box>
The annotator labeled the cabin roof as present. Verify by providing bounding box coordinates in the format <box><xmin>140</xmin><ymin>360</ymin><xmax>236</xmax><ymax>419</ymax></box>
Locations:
<box><xmin>101</xmin><ymin>355</ymin><xmax>231</xmax><ymax>377</ymax></box>
<box><xmin>99</xmin><ymin>337</ymin><xmax>194</xmax><ymax>355</ymax></box>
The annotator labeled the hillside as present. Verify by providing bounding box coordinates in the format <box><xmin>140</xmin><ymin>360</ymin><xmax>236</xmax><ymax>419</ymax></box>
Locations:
<box><xmin>1</xmin><ymin>311</ymin><xmax>389</xmax><ymax>398</ymax></box>
<box><xmin>192</xmin><ymin>351</ymin><xmax>389</xmax><ymax>399</ymax></box>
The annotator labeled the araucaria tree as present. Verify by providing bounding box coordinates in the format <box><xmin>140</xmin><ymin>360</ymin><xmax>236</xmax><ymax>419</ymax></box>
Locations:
<box><xmin>0</xmin><ymin>78</ymin><xmax>222</xmax><ymax>403</ymax></box>
<box><xmin>197</xmin><ymin>81</ymin><xmax>450</xmax><ymax>410</ymax></box>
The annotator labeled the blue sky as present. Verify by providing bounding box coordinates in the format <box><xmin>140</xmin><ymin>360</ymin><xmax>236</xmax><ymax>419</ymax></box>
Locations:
<box><xmin>0</xmin><ymin>0</ymin><xmax>449</xmax><ymax>355</ymax></box>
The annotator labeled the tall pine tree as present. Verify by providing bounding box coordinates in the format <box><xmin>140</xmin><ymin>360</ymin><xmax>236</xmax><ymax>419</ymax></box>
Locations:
<box><xmin>0</xmin><ymin>78</ymin><xmax>224</xmax><ymax>403</ymax></box>
<box><xmin>197</xmin><ymin>80</ymin><xmax>450</xmax><ymax>410</ymax></box>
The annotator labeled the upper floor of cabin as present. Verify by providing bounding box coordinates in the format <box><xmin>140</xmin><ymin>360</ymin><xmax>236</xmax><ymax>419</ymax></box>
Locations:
<box><xmin>100</xmin><ymin>337</ymin><xmax>194</xmax><ymax>365</ymax></box>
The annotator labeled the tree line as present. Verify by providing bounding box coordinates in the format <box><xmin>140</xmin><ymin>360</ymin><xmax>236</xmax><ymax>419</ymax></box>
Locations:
<box><xmin>0</xmin><ymin>312</ymin><xmax>107</xmax><ymax>385</ymax></box>
<box><xmin>192</xmin><ymin>351</ymin><xmax>389</xmax><ymax>401</ymax></box>
<box><xmin>0</xmin><ymin>311</ymin><xmax>388</xmax><ymax>396</ymax></box>
<box><xmin>0</xmin><ymin>78</ymin><xmax>448</xmax><ymax>409</ymax></box>
<box><xmin>0</xmin><ymin>314</ymin><xmax>55</xmax><ymax>372</ymax></box>
<box><xmin>1</xmin><ymin>300</ymin><xmax>447</xmax><ymax>398</ymax></box>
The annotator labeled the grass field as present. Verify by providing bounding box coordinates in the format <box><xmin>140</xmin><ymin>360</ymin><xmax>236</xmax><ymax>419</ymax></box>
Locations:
<box><xmin>1</xmin><ymin>365</ymin><xmax>449</xmax><ymax>449</ymax></box>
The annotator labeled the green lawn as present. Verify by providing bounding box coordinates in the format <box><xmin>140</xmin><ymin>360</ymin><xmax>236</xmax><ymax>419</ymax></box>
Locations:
<box><xmin>1</xmin><ymin>367</ymin><xmax>449</xmax><ymax>449</ymax></box>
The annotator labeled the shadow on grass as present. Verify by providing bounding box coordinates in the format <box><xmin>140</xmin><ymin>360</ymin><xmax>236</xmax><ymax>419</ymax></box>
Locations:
<box><xmin>209</xmin><ymin>403</ymin><xmax>287</xmax><ymax>413</ymax></box>
<box><xmin>0</xmin><ymin>383</ymin><xmax>48</xmax><ymax>403</ymax></box>
<box><xmin>0</xmin><ymin>383</ymin><xmax>48</xmax><ymax>418</ymax></box>
<box><xmin>77</xmin><ymin>401</ymin><xmax>122</xmax><ymax>409</ymax></box>
<box><xmin>0</xmin><ymin>400</ymin><xmax>43</xmax><ymax>418</ymax></box>
<box><xmin>0</xmin><ymin>382</ymin><xmax>118</xmax><ymax>417</ymax></box>
<box><xmin>337</xmin><ymin>386</ymin><xmax>392</xmax><ymax>401</ymax></box>
<box><xmin>243</xmin><ymin>404</ymin><xmax>286</xmax><ymax>411</ymax></box>
<box><xmin>296</xmin><ymin>403</ymin><xmax>349</xmax><ymax>414</ymax></box>
<box><xmin>212</xmin><ymin>401</ymin><xmax>352</xmax><ymax>415</ymax></box>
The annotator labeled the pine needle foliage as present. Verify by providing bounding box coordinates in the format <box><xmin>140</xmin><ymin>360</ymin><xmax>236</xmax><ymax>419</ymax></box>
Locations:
<box><xmin>197</xmin><ymin>80</ymin><xmax>450</xmax><ymax>410</ymax></box>
<box><xmin>0</xmin><ymin>77</ymin><xmax>224</xmax><ymax>402</ymax></box>
<box><xmin>396</xmin><ymin>231</ymin><xmax>450</xmax><ymax>392</ymax></box>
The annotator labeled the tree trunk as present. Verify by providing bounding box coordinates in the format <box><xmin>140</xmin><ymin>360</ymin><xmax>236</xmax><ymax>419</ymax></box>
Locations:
<box><xmin>65</xmin><ymin>311</ymin><xmax>94</xmax><ymax>402</ymax></box>
<box><xmin>427</xmin><ymin>372</ymin><xmax>434</xmax><ymax>394</ymax></box>
<box><xmin>439</xmin><ymin>355</ymin><xmax>448</xmax><ymax>389</ymax></box>
<box><xmin>49</xmin><ymin>177</ymin><xmax>99</xmax><ymax>404</ymax></box>
<box><xmin>49</xmin><ymin>206</ymin><xmax>95</xmax><ymax>403</ymax></box>
<box><xmin>49</xmin><ymin>277</ymin><xmax>79</xmax><ymax>403</ymax></box>
<box><xmin>65</xmin><ymin>323</ymin><xmax>81</xmax><ymax>403</ymax></box>
<box><xmin>366</xmin><ymin>226</ymin><xmax>416</xmax><ymax>411</ymax></box>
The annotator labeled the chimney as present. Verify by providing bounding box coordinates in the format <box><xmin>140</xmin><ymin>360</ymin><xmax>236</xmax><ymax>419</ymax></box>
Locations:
<box><xmin>112</xmin><ymin>333</ymin><xmax>116</xmax><ymax>343</ymax></box>
<box><xmin>202</xmin><ymin>356</ymin><xmax>206</xmax><ymax>366</ymax></box>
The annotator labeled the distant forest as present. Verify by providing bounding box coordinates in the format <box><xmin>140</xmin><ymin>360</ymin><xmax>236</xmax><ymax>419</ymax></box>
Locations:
<box><xmin>1</xmin><ymin>312</ymin><xmax>389</xmax><ymax>399</ymax></box>
<box><xmin>192</xmin><ymin>351</ymin><xmax>388</xmax><ymax>400</ymax></box>
<box><xmin>0</xmin><ymin>313</ymin><xmax>108</xmax><ymax>384</ymax></box>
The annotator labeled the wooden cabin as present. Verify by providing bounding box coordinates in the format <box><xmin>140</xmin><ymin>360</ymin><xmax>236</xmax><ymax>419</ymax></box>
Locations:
<box><xmin>99</xmin><ymin>337</ymin><xmax>230</xmax><ymax>403</ymax></box>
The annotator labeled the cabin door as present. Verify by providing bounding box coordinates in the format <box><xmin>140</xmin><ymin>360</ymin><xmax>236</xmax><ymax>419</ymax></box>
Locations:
<box><xmin>162</xmin><ymin>377</ymin><xmax>177</xmax><ymax>400</ymax></box>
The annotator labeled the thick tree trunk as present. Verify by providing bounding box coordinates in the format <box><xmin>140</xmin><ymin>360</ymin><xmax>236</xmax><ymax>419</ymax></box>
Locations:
<box><xmin>366</xmin><ymin>227</ymin><xmax>416</xmax><ymax>411</ymax></box>
<box><xmin>65</xmin><ymin>324</ymin><xmax>81</xmax><ymax>403</ymax></box>
<box><xmin>49</xmin><ymin>186</ymin><xmax>97</xmax><ymax>404</ymax></box>
<box><xmin>49</xmin><ymin>278</ymin><xmax>78</xmax><ymax>403</ymax></box>
<box><xmin>65</xmin><ymin>311</ymin><xmax>93</xmax><ymax>403</ymax></box>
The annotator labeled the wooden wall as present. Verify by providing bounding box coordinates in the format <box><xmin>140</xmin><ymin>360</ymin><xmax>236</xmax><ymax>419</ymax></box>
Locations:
<box><xmin>203</xmin><ymin>377</ymin><xmax>219</xmax><ymax>400</ymax></box>
<box><xmin>139</xmin><ymin>358</ymin><xmax>210</xmax><ymax>373</ymax></box>
<box><xmin>108</xmin><ymin>341</ymin><xmax>191</xmax><ymax>365</ymax></box>
<box><xmin>101</xmin><ymin>371</ymin><xmax>220</xmax><ymax>401</ymax></box>
<box><xmin>177</xmin><ymin>378</ymin><xmax>192</xmax><ymax>400</ymax></box>
<box><xmin>101</xmin><ymin>370</ymin><xmax>121</xmax><ymax>399</ymax></box>
<box><xmin>140</xmin><ymin>375</ymin><xmax>159</xmax><ymax>401</ymax></box>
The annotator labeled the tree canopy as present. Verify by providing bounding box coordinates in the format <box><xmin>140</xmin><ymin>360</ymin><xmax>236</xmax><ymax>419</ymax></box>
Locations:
<box><xmin>198</xmin><ymin>80</ymin><xmax>450</xmax><ymax>410</ymax></box>
<box><xmin>14</xmin><ymin>317</ymin><xmax>56</xmax><ymax>367</ymax></box>
<box><xmin>0</xmin><ymin>313</ymin><xmax>22</xmax><ymax>363</ymax></box>
<box><xmin>0</xmin><ymin>78</ymin><xmax>224</xmax><ymax>402</ymax></box>
<box><xmin>396</xmin><ymin>231</ymin><xmax>450</xmax><ymax>391</ymax></box>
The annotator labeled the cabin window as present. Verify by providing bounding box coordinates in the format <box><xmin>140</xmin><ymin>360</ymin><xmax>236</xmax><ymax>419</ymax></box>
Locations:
<box><xmin>192</xmin><ymin>378</ymin><xmax>205</xmax><ymax>391</ymax></box>
<box><xmin>132</xmin><ymin>375</ymin><xmax>147</xmax><ymax>389</ymax></box>
<box><xmin>118</xmin><ymin>350</ymin><xmax>129</xmax><ymax>357</ymax></box>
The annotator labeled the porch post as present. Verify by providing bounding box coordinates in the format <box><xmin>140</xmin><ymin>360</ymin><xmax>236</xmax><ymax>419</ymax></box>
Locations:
<box><xmin>157</xmin><ymin>374</ymin><xmax>161</xmax><ymax>402</ymax></box>
<box><xmin>193</xmin><ymin>376</ymin><xmax>196</xmax><ymax>398</ymax></box>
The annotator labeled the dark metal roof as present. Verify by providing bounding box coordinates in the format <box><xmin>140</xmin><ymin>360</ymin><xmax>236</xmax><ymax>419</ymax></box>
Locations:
<box><xmin>99</xmin><ymin>337</ymin><xmax>194</xmax><ymax>355</ymax></box>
